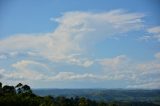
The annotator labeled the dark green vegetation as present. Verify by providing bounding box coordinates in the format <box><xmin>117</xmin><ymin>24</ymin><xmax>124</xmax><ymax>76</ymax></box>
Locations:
<box><xmin>0</xmin><ymin>82</ymin><xmax>160</xmax><ymax>106</ymax></box>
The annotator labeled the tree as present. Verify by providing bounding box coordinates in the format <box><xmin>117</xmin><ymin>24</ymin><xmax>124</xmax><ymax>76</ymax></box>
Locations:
<box><xmin>22</xmin><ymin>84</ymin><xmax>32</xmax><ymax>93</ymax></box>
<box><xmin>78</xmin><ymin>97</ymin><xmax>89</xmax><ymax>106</ymax></box>
<box><xmin>109</xmin><ymin>102</ymin><xmax>118</xmax><ymax>106</ymax></box>
<box><xmin>2</xmin><ymin>85</ymin><xmax>16</xmax><ymax>94</ymax></box>
<box><xmin>15</xmin><ymin>83</ymin><xmax>23</xmax><ymax>88</ymax></box>
<box><xmin>0</xmin><ymin>82</ymin><xmax>2</xmax><ymax>88</ymax></box>
<box><xmin>98</xmin><ymin>101</ymin><xmax>108</xmax><ymax>106</ymax></box>
<box><xmin>15</xmin><ymin>83</ymin><xmax>23</xmax><ymax>94</ymax></box>
<box><xmin>0</xmin><ymin>82</ymin><xmax>2</xmax><ymax>94</ymax></box>
<box><xmin>15</xmin><ymin>83</ymin><xmax>32</xmax><ymax>94</ymax></box>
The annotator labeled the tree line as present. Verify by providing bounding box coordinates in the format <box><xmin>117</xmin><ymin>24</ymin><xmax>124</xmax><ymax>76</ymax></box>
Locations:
<box><xmin>0</xmin><ymin>82</ymin><xmax>159</xmax><ymax>106</ymax></box>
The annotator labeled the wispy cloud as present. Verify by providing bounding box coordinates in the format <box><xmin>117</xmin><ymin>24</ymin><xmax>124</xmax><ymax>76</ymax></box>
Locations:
<box><xmin>140</xmin><ymin>26</ymin><xmax>160</xmax><ymax>42</ymax></box>
<box><xmin>0</xmin><ymin>10</ymin><xmax>144</xmax><ymax>67</ymax></box>
<box><xmin>1</xmin><ymin>52</ymin><xmax>159</xmax><ymax>89</ymax></box>
<box><xmin>49</xmin><ymin>72</ymin><xmax>101</xmax><ymax>81</ymax></box>
<box><xmin>98</xmin><ymin>55</ymin><xmax>128</xmax><ymax>71</ymax></box>
<box><xmin>98</xmin><ymin>53</ymin><xmax>160</xmax><ymax>89</ymax></box>
<box><xmin>12</xmin><ymin>60</ymin><xmax>50</xmax><ymax>71</ymax></box>
<box><xmin>0</xmin><ymin>55</ymin><xmax>7</xmax><ymax>59</ymax></box>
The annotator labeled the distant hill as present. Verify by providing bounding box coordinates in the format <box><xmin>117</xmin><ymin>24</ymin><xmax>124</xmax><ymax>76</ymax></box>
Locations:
<box><xmin>33</xmin><ymin>89</ymin><xmax>160</xmax><ymax>104</ymax></box>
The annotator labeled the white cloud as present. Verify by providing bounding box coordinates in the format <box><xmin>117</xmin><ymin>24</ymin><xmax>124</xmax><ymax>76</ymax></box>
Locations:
<box><xmin>155</xmin><ymin>52</ymin><xmax>160</xmax><ymax>60</ymax></box>
<box><xmin>0</xmin><ymin>68</ymin><xmax>5</xmax><ymax>79</ymax></box>
<box><xmin>2</xmin><ymin>10</ymin><xmax>159</xmax><ymax>88</ymax></box>
<box><xmin>127</xmin><ymin>80</ymin><xmax>160</xmax><ymax>89</ymax></box>
<box><xmin>6</xmin><ymin>71</ymin><xmax>47</xmax><ymax>81</ymax></box>
<box><xmin>99</xmin><ymin>55</ymin><xmax>128</xmax><ymax>71</ymax></box>
<box><xmin>148</xmin><ymin>26</ymin><xmax>160</xmax><ymax>41</ymax></box>
<box><xmin>65</xmin><ymin>55</ymin><xmax>94</xmax><ymax>67</ymax></box>
<box><xmin>97</xmin><ymin>55</ymin><xmax>135</xmax><ymax>81</ymax></box>
<box><xmin>9</xmin><ymin>51</ymin><xmax>19</xmax><ymax>57</ymax></box>
<box><xmin>0</xmin><ymin>10</ymin><xmax>144</xmax><ymax>67</ymax></box>
<box><xmin>0</xmin><ymin>68</ymin><xmax>24</xmax><ymax>81</ymax></box>
<box><xmin>1</xmin><ymin>52</ymin><xmax>159</xmax><ymax>89</ymax></box>
<box><xmin>12</xmin><ymin>60</ymin><xmax>49</xmax><ymax>70</ymax></box>
<box><xmin>137</xmin><ymin>62</ymin><xmax>160</xmax><ymax>73</ymax></box>
<box><xmin>141</xmin><ymin>26</ymin><xmax>160</xmax><ymax>41</ymax></box>
<box><xmin>0</xmin><ymin>55</ymin><xmax>7</xmax><ymax>59</ymax></box>
<box><xmin>9</xmin><ymin>60</ymin><xmax>51</xmax><ymax>80</ymax></box>
<box><xmin>5</xmin><ymin>59</ymin><xmax>100</xmax><ymax>81</ymax></box>
<box><xmin>0</xmin><ymin>51</ymin><xmax>21</xmax><ymax>60</ymax></box>
<box><xmin>148</xmin><ymin>26</ymin><xmax>160</xmax><ymax>34</ymax></box>
<box><xmin>49</xmin><ymin>72</ymin><xmax>100</xmax><ymax>81</ymax></box>
<box><xmin>128</xmin><ymin>55</ymin><xmax>160</xmax><ymax>89</ymax></box>
<box><xmin>53</xmin><ymin>10</ymin><xmax>144</xmax><ymax>45</ymax></box>
<box><xmin>136</xmin><ymin>52</ymin><xmax>160</xmax><ymax>75</ymax></box>
<box><xmin>97</xmin><ymin>53</ymin><xmax>160</xmax><ymax>88</ymax></box>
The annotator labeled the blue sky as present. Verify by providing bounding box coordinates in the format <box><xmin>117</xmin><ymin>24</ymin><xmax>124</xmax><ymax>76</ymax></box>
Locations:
<box><xmin>0</xmin><ymin>0</ymin><xmax>160</xmax><ymax>88</ymax></box>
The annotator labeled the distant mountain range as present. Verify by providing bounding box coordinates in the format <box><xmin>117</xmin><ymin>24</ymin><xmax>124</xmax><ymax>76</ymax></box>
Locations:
<box><xmin>33</xmin><ymin>89</ymin><xmax>160</xmax><ymax>104</ymax></box>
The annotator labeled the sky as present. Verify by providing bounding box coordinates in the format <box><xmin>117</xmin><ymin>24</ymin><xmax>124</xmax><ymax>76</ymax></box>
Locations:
<box><xmin>0</xmin><ymin>0</ymin><xmax>160</xmax><ymax>89</ymax></box>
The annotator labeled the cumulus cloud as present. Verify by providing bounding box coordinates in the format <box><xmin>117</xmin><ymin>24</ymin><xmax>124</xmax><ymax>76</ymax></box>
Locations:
<box><xmin>3</xmin><ymin>61</ymin><xmax>100</xmax><ymax>81</ymax></box>
<box><xmin>0</xmin><ymin>68</ymin><xmax>24</xmax><ymax>81</ymax></box>
<box><xmin>7</xmin><ymin>71</ymin><xmax>47</xmax><ymax>81</ymax></box>
<box><xmin>97</xmin><ymin>55</ymin><xmax>135</xmax><ymax>81</ymax></box>
<box><xmin>0</xmin><ymin>10</ymin><xmax>144</xmax><ymax>67</ymax></box>
<box><xmin>12</xmin><ymin>60</ymin><xmax>49</xmax><ymax>70</ymax></box>
<box><xmin>48</xmin><ymin>52</ymin><xmax>160</xmax><ymax>84</ymax></box>
<box><xmin>136</xmin><ymin>52</ymin><xmax>160</xmax><ymax>74</ymax></box>
<box><xmin>1</xmin><ymin>59</ymin><xmax>94</xmax><ymax>81</ymax></box>
<box><xmin>64</xmin><ymin>54</ymin><xmax>94</xmax><ymax>67</ymax></box>
<box><xmin>8</xmin><ymin>60</ymin><xmax>50</xmax><ymax>80</ymax></box>
<box><xmin>96</xmin><ymin>52</ymin><xmax>160</xmax><ymax>89</ymax></box>
<box><xmin>137</xmin><ymin>62</ymin><xmax>160</xmax><ymax>74</ymax></box>
<box><xmin>1</xmin><ymin>52</ymin><xmax>160</xmax><ymax>89</ymax></box>
<box><xmin>99</xmin><ymin>55</ymin><xmax>128</xmax><ymax>71</ymax></box>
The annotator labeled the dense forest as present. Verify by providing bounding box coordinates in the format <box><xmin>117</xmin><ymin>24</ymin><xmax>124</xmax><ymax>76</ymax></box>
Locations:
<box><xmin>0</xmin><ymin>82</ymin><xmax>160</xmax><ymax>106</ymax></box>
